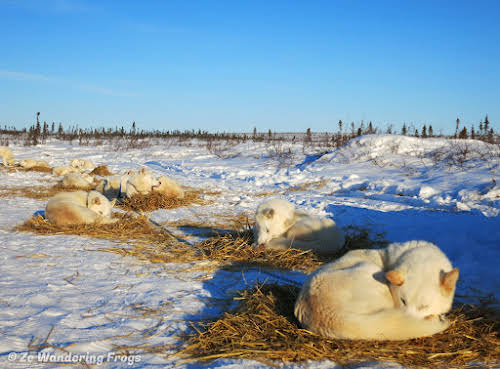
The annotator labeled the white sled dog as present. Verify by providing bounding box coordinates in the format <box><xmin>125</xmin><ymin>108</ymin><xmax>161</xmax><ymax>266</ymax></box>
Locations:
<box><xmin>383</xmin><ymin>240</ymin><xmax>459</xmax><ymax>319</ymax></box>
<box><xmin>61</xmin><ymin>172</ymin><xmax>94</xmax><ymax>189</ymax></box>
<box><xmin>253</xmin><ymin>198</ymin><xmax>344</xmax><ymax>254</ymax></box>
<box><xmin>71</xmin><ymin>158</ymin><xmax>95</xmax><ymax>170</ymax></box>
<box><xmin>294</xmin><ymin>241</ymin><xmax>459</xmax><ymax>340</ymax></box>
<box><xmin>125</xmin><ymin>168</ymin><xmax>160</xmax><ymax>198</ymax></box>
<box><xmin>52</xmin><ymin>166</ymin><xmax>79</xmax><ymax>176</ymax></box>
<box><xmin>19</xmin><ymin>159</ymin><xmax>49</xmax><ymax>169</ymax></box>
<box><xmin>95</xmin><ymin>170</ymin><xmax>137</xmax><ymax>199</ymax></box>
<box><xmin>152</xmin><ymin>176</ymin><xmax>184</xmax><ymax>199</ymax></box>
<box><xmin>0</xmin><ymin>146</ymin><xmax>14</xmax><ymax>166</ymax></box>
<box><xmin>45</xmin><ymin>190</ymin><xmax>117</xmax><ymax>226</ymax></box>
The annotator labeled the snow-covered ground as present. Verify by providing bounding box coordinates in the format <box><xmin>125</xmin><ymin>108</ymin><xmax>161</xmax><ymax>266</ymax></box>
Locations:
<box><xmin>0</xmin><ymin>135</ymin><xmax>499</xmax><ymax>368</ymax></box>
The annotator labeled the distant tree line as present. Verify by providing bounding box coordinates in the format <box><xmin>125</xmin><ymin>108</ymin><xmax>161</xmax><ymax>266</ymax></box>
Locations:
<box><xmin>0</xmin><ymin>113</ymin><xmax>497</xmax><ymax>148</ymax></box>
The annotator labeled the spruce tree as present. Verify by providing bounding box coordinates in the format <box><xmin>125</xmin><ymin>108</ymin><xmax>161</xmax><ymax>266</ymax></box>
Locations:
<box><xmin>368</xmin><ymin>121</ymin><xmax>374</xmax><ymax>134</ymax></box>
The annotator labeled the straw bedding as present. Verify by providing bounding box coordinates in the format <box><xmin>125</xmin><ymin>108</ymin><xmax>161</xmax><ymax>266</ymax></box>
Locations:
<box><xmin>89</xmin><ymin>165</ymin><xmax>113</xmax><ymax>176</ymax></box>
<box><xmin>195</xmin><ymin>230</ymin><xmax>324</xmax><ymax>272</ymax></box>
<box><xmin>0</xmin><ymin>182</ymin><xmax>93</xmax><ymax>200</ymax></box>
<box><xmin>194</xmin><ymin>225</ymin><xmax>388</xmax><ymax>272</ymax></box>
<box><xmin>21</xmin><ymin>165</ymin><xmax>53</xmax><ymax>173</ymax></box>
<box><xmin>178</xmin><ymin>283</ymin><xmax>500</xmax><ymax>368</ymax></box>
<box><xmin>0</xmin><ymin>165</ymin><xmax>52</xmax><ymax>173</ymax></box>
<box><xmin>16</xmin><ymin>213</ymin><xmax>177</xmax><ymax>244</ymax></box>
<box><xmin>118</xmin><ymin>190</ymin><xmax>211</xmax><ymax>212</ymax></box>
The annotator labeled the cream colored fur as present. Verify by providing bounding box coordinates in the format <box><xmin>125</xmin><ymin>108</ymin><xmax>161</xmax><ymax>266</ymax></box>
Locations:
<box><xmin>19</xmin><ymin>159</ymin><xmax>49</xmax><ymax>168</ymax></box>
<box><xmin>52</xmin><ymin>166</ymin><xmax>79</xmax><ymax>176</ymax></box>
<box><xmin>383</xmin><ymin>240</ymin><xmax>459</xmax><ymax>319</ymax></box>
<box><xmin>61</xmin><ymin>172</ymin><xmax>94</xmax><ymax>189</ymax></box>
<box><xmin>0</xmin><ymin>146</ymin><xmax>14</xmax><ymax>166</ymax></box>
<box><xmin>45</xmin><ymin>190</ymin><xmax>117</xmax><ymax>226</ymax></box>
<box><xmin>125</xmin><ymin>167</ymin><xmax>159</xmax><ymax>198</ymax></box>
<box><xmin>95</xmin><ymin>170</ymin><xmax>137</xmax><ymax>199</ymax></box>
<box><xmin>152</xmin><ymin>176</ymin><xmax>184</xmax><ymax>199</ymax></box>
<box><xmin>71</xmin><ymin>158</ymin><xmax>95</xmax><ymax>170</ymax></box>
<box><xmin>294</xmin><ymin>242</ymin><xmax>458</xmax><ymax>340</ymax></box>
<box><xmin>253</xmin><ymin>198</ymin><xmax>344</xmax><ymax>254</ymax></box>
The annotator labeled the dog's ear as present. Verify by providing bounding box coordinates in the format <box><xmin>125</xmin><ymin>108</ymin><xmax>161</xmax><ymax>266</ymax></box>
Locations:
<box><xmin>110</xmin><ymin>199</ymin><xmax>117</xmax><ymax>208</ymax></box>
<box><xmin>441</xmin><ymin>268</ymin><xmax>459</xmax><ymax>295</ymax></box>
<box><xmin>264</xmin><ymin>208</ymin><xmax>275</xmax><ymax>219</ymax></box>
<box><xmin>385</xmin><ymin>270</ymin><xmax>405</xmax><ymax>286</ymax></box>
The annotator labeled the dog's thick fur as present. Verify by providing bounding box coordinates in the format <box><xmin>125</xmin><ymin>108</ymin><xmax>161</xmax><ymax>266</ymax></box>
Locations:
<box><xmin>294</xmin><ymin>241</ymin><xmax>459</xmax><ymax>340</ymax></box>
<box><xmin>95</xmin><ymin>170</ymin><xmax>136</xmax><ymax>199</ymax></box>
<box><xmin>45</xmin><ymin>190</ymin><xmax>117</xmax><ymax>226</ymax></box>
<box><xmin>0</xmin><ymin>146</ymin><xmax>14</xmax><ymax>166</ymax></box>
<box><xmin>383</xmin><ymin>240</ymin><xmax>459</xmax><ymax>319</ymax></box>
<box><xmin>61</xmin><ymin>172</ymin><xmax>94</xmax><ymax>189</ymax></box>
<box><xmin>125</xmin><ymin>167</ymin><xmax>159</xmax><ymax>198</ymax></box>
<box><xmin>253</xmin><ymin>198</ymin><xmax>344</xmax><ymax>254</ymax></box>
<box><xmin>152</xmin><ymin>176</ymin><xmax>184</xmax><ymax>199</ymax></box>
<box><xmin>19</xmin><ymin>159</ymin><xmax>49</xmax><ymax>169</ymax></box>
<box><xmin>71</xmin><ymin>158</ymin><xmax>95</xmax><ymax>170</ymax></box>
<box><xmin>52</xmin><ymin>166</ymin><xmax>79</xmax><ymax>176</ymax></box>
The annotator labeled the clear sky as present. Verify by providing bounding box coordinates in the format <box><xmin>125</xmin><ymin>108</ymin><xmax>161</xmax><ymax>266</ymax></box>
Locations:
<box><xmin>0</xmin><ymin>0</ymin><xmax>499</xmax><ymax>134</ymax></box>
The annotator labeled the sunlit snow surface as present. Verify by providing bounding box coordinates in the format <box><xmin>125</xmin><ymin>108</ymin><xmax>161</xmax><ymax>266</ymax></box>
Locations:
<box><xmin>0</xmin><ymin>135</ymin><xmax>499</xmax><ymax>368</ymax></box>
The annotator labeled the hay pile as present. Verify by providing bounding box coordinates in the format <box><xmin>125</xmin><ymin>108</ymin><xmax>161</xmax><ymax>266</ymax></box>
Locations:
<box><xmin>0</xmin><ymin>165</ymin><xmax>52</xmax><ymax>173</ymax></box>
<box><xmin>78</xmin><ymin>224</ymin><xmax>386</xmax><ymax>272</ymax></box>
<box><xmin>21</xmin><ymin>165</ymin><xmax>53</xmax><ymax>173</ymax></box>
<box><xmin>118</xmin><ymin>190</ymin><xmax>210</xmax><ymax>212</ymax></box>
<box><xmin>194</xmin><ymin>225</ymin><xmax>388</xmax><ymax>272</ymax></box>
<box><xmin>16</xmin><ymin>213</ymin><xmax>177</xmax><ymax>244</ymax></box>
<box><xmin>15</xmin><ymin>209</ymin><xmax>388</xmax><ymax>272</ymax></box>
<box><xmin>179</xmin><ymin>283</ymin><xmax>500</xmax><ymax>368</ymax></box>
<box><xmin>166</xmin><ymin>212</ymin><xmax>251</xmax><ymax>234</ymax></box>
<box><xmin>90</xmin><ymin>165</ymin><xmax>113</xmax><ymax>176</ymax></box>
<box><xmin>0</xmin><ymin>183</ymin><xmax>93</xmax><ymax>200</ymax></box>
<box><xmin>195</xmin><ymin>230</ymin><xmax>324</xmax><ymax>272</ymax></box>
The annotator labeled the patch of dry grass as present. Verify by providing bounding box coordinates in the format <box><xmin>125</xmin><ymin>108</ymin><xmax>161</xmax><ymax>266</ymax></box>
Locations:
<box><xmin>0</xmin><ymin>183</ymin><xmax>93</xmax><ymax>200</ymax></box>
<box><xmin>254</xmin><ymin>190</ymin><xmax>283</xmax><ymax>197</ymax></box>
<box><xmin>195</xmin><ymin>230</ymin><xmax>324</xmax><ymax>272</ymax></box>
<box><xmin>118</xmin><ymin>189</ymin><xmax>212</xmax><ymax>212</ymax></box>
<box><xmin>165</xmin><ymin>212</ymin><xmax>251</xmax><ymax>234</ymax></box>
<box><xmin>22</xmin><ymin>165</ymin><xmax>53</xmax><ymax>173</ymax></box>
<box><xmin>253</xmin><ymin>180</ymin><xmax>328</xmax><ymax>197</ymax></box>
<box><xmin>15</xmin><ymin>213</ymin><xmax>177</xmax><ymax>245</ymax></box>
<box><xmin>193</xmin><ymin>225</ymin><xmax>388</xmax><ymax>272</ymax></box>
<box><xmin>64</xmin><ymin>222</ymin><xmax>386</xmax><ymax>272</ymax></box>
<box><xmin>0</xmin><ymin>165</ymin><xmax>52</xmax><ymax>173</ymax></box>
<box><xmin>178</xmin><ymin>283</ymin><xmax>500</xmax><ymax>368</ymax></box>
<box><xmin>286</xmin><ymin>179</ymin><xmax>327</xmax><ymax>193</ymax></box>
<box><xmin>90</xmin><ymin>165</ymin><xmax>113</xmax><ymax>176</ymax></box>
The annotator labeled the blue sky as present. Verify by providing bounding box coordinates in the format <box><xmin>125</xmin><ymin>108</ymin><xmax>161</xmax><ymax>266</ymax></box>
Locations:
<box><xmin>0</xmin><ymin>0</ymin><xmax>499</xmax><ymax>133</ymax></box>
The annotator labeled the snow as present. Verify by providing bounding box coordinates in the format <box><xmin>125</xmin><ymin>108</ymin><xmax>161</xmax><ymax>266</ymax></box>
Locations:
<box><xmin>0</xmin><ymin>134</ymin><xmax>498</xmax><ymax>368</ymax></box>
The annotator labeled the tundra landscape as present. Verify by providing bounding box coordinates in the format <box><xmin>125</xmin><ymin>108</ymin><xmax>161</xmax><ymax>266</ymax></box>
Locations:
<box><xmin>0</xmin><ymin>126</ymin><xmax>498</xmax><ymax>368</ymax></box>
